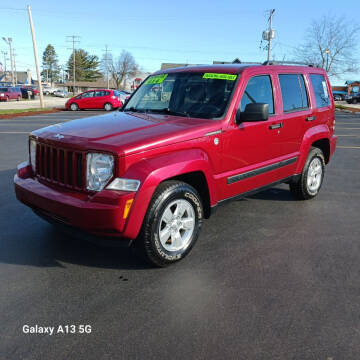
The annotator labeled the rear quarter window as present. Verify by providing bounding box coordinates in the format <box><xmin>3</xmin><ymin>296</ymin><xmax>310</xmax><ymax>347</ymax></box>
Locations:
<box><xmin>309</xmin><ymin>74</ymin><xmax>330</xmax><ymax>108</ymax></box>
<box><xmin>279</xmin><ymin>74</ymin><xmax>309</xmax><ymax>112</ymax></box>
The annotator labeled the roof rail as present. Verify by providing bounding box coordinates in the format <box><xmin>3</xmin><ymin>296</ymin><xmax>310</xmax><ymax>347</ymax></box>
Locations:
<box><xmin>262</xmin><ymin>60</ymin><xmax>315</xmax><ymax>67</ymax></box>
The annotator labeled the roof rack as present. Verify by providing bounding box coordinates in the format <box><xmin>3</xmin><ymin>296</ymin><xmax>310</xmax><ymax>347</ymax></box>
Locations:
<box><xmin>262</xmin><ymin>60</ymin><xmax>314</xmax><ymax>67</ymax></box>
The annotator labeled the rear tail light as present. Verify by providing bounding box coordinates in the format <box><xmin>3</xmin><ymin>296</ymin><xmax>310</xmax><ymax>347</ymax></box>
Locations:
<box><xmin>111</xmin><ymin>95</ymin><xmax>116</xmax><ymax>99</ymax></box>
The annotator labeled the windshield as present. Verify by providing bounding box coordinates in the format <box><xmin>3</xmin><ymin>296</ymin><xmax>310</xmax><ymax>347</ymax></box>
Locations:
<box><xmin>124</xmin><ymin>72</ymin><xmax>238</xmax><ymax>119</ymax></box>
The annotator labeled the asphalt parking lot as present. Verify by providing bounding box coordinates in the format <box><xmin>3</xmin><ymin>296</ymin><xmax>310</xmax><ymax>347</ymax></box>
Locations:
<box><xmin>0</xmin><ymin>110</ymin><xmax>360</xmax><ymax>360</ymax></box>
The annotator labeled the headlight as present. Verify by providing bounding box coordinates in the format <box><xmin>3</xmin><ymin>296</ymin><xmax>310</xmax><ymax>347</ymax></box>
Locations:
<box><xmin>106</xmin><ymin>178</ymin><xmax>140</xmax><ymax>192</ymax></box>
<box><xmin>86</xmin><ymin>153</ymin><xmax>114</xmax><ymax>191</ymax></box>
<box><xmin>29</xmin><ymin>139</ymin><xmax>36</xmax><ymax>172</ymax></box>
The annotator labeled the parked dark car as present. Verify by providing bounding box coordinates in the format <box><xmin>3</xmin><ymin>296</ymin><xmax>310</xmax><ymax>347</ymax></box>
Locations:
<box><xmin>345</xmin><ymin>93</ymin><xmax>360</xmax><ymax>104</ymax></box>
<box><xmin>0</xmin><ymin>86</ymin><xmax>22</xmax><ymax>101</ymax></box>
<box><xmin>20</xmin><ymin>87</ymin><xmax>35</xmax><ymax>99</ymax></box>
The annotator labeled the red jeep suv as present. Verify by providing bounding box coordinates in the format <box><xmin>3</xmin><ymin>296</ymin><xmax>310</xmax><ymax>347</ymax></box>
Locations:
<box><xmin>65</xmin><ymin>89</ymin><xmax>123</xmax><ymax>111</ymax></box>
<box><xmin>15</xmin><ymin>62</ymin><xmax>337</xmax><ymax>266</ymax></box>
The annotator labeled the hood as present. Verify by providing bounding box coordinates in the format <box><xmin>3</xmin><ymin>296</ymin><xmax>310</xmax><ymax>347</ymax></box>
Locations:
<box><xmin>32</xmin><ymin>111</ymin><xmax>221</xmax><ymax>156</ymax></box>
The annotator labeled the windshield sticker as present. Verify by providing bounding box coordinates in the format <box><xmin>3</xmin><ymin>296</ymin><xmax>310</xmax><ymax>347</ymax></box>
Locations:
<box><xmin>203</xmin><ymin>73</ymin><xmax>237</xmax><ymax>81</ymax></box>
<box><xmin>145</xmin><ymin>74</ymin><xmax>168</xmax><ymax>85</ymax></box>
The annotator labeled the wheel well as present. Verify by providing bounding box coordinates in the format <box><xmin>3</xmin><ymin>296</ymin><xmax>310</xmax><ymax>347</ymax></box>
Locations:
<box><xmin>168</xmin><ymin>171</ymin><xmax>211</xmax><ymax>219</ymax></box>
<box><xmin>312</xmin><ymin>139</ymin><xmax>330</xmax><ymax>164</ymax></box>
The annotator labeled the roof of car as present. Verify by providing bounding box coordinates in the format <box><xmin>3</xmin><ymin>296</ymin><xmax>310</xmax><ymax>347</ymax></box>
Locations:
<box><xmin>154</xmin><ymin>63</ymin><xmax>323</xmax><ymax>75</ymax></box>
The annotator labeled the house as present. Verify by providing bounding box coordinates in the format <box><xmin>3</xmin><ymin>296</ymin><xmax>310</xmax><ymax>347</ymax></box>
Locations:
<box><xmin>0</xmin><ymin>70</ymin><xmax>33</xmax><ymax>86</ymax></box>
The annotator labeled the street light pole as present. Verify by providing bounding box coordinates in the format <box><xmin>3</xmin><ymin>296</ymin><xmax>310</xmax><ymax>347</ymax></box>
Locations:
<box><xmin>2</xmin><ymin>37</ymin><xmax>15</xmax><ymax>86</ymax></box>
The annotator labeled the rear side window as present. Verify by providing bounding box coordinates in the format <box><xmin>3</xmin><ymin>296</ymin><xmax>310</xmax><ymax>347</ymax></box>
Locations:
<box><xmin>310</xmin><ymin>74</ymin><xmax>330</xmax><ymax>108</ymax></box>
<box><xmin>279</xmin><ymin>74</ymin><xmax>308</xmax><ymax>112</ymax></box>
<box><xmin>240</xmin><ymin>75</ymin><xmax>274</xmax><ymax>114</ymax></box>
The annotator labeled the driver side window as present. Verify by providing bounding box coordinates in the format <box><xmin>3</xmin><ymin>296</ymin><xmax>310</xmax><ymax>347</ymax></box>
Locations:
<box><xmin>240</xmin><ymin>75</ymin><xmax>274</xmax><ymax>114</ymax></box>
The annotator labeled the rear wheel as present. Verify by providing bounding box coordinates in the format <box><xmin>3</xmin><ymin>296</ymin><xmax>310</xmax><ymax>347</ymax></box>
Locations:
<box><xmin>135</xmin><ymin>180</ymin><xmax>203</xmax><ymax>267</ymax></box>
<box><xmin>70</xmin><ymin>103</ymin><xmax>79</xmax><ymax>111</ymax></box>
<box><xmin>104</xmin><ymin>103</ymin><xmax>113</xmax><ymax>111</ymax></box>
<box><xmin>352</xmin><ymin>98</ymin><xmax>358</xmax><ymax>104</ymax></box>
<box><xmin>290</xmin><ymin>147</ymin><xmax>325</xmax><ymax>200</ymax></box>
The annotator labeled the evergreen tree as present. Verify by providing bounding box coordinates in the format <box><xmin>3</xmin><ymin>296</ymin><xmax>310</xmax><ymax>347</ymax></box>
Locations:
<box><xmin>41</xmin><ymin>44</ymin><xmax>60</xmax><ymax>83</ymax></box>
<box><xmin>67</xmin><ymin>49</ymin><xmax>102</xmax><ymax>82</ymax></box>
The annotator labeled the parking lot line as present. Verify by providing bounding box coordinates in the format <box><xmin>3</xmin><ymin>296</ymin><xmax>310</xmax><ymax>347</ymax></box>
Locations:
<box><xmin>337</xmin><ymin>146</ymin><xmax>360</xmax><ymax>149</ymax></box>
<box><xmin>0</xmin><ymin>131</ymin><xmax>29</xmax><ymax>134</ymax></box>
<box><xmin>336</xmin><ymin>135</ymin><xmax>360</xmax><ymax>137</ymax></box>
<box><xmin>335</xmin><ymin>127</ymin><xmax>360</xmax><ymax>130</ymax></box>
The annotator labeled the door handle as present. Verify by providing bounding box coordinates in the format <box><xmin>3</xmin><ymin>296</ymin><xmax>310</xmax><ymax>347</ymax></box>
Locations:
<box><xmin>269</xmin><ymin>122</ymin><xmax>283</xmax><ymax>130</ymax></box>
<box><xmin>306</xmin><ymin>116</ymin><xmax>316</xmax><ymax>121</ymax></box>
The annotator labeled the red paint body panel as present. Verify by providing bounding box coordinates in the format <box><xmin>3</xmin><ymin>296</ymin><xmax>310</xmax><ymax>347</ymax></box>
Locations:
<box><xmin>15</xmin><ymin>64</ymin><xmax>336</xmax><ymax>241</ymax></box>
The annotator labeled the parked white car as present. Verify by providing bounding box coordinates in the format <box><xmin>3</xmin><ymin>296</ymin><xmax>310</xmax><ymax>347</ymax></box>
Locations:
<box><xmin>53</xmin><ymin>89</ymin><xmax>68</xmax><ymax>98</ymax></box>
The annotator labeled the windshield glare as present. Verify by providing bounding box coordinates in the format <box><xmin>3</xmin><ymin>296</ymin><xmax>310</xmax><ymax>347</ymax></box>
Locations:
<box><xmin>124</xmin><ymin>72</ymin><xmax>237</xmax><ymax>119</ymax></box>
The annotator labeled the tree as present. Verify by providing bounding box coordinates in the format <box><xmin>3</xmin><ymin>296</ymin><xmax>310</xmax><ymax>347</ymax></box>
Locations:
<box><xmin>66</xmin><ymin>49</ymin><xmax>102</xmax><ymax>82</ymax></box>
<box><xmin>108</xmin><ymin>51</ymin><xmax>138</xmax><ymax>89</ymax></box>
<box><xmin>41</xmin><ymin>44</ymin><xmax>60</xmax><ymax>84</ymax></box>
<box><xmin>296</xmin><ymin>16</ymin><xmax>359</xmax><ymax>77</ymax></box>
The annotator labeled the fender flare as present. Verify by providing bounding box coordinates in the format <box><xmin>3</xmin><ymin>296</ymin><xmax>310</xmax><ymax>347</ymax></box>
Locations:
<box><xmin>122</xmin><ymin>148</ymin><xmax>217</xmax><ymax>239</ymax></box>
<box><xmin>296</xmin><ymin>124</ymin><xmax>331</xmax><ymax>174</ymax></box>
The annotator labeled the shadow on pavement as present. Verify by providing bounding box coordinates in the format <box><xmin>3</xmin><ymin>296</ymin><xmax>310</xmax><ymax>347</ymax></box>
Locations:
<box><xmin>0</xmin><ymin>168</ymin><xmax>151</xmax><ymax>270</ymax></box>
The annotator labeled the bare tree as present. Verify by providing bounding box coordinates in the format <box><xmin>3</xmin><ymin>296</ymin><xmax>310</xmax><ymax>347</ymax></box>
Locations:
<box><xmin>109</xmin><ymin>51</ymin><xmax>138</xmax><ymax>89</ymax></box>
<box><xmin>296</xmin><ymin>16</ymin><xmax>359</xmax><ymax>77</ymax></box>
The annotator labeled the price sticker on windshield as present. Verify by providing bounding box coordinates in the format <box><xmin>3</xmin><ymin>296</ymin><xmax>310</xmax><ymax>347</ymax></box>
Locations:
<box><xmin>145</xmin><ymin>74</ymin><xmax>168</xmax><ymax>85</ymax></box>
<box><xmin>203</xmin><ymin>73</ymin><xmax>237</xmax><ymax>81</ymax></box>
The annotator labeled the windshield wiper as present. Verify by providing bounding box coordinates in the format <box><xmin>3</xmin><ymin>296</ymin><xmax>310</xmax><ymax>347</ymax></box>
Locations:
<box><xmin>146</xmin><ymin>108</ymin><xmax>190</xmax><ymax>118</ymax></box>
<box><xmin>124</xmin><ymin>106</ymin><xmax>143</xmax><ymax>113</ymax></box>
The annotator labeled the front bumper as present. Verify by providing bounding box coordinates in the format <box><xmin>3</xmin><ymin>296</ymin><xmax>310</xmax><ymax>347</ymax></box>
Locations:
<box><xmin>14</xmin><ymin>164</ymin><xmax>136</xmax><ymax>241</ymax></box>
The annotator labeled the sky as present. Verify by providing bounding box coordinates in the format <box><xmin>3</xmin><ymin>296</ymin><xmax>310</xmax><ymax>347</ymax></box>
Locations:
<box><xmin>0</xmin><ymin>0</ymin><xmax>359</xmax><ymax>85</ymax></box>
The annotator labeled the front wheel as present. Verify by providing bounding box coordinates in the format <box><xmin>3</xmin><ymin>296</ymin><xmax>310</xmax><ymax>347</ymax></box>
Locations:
<box><xmin>289</xmin><ymin>147</ymin><xmax>325</xmax><ymax>200</ymax></box>
<box><xmin>135</xmin><ymin>180</ymin><xmax>203</xmax><ymax>267</ymax></box>
<box><xmin>70</xmin><ymin>103</ymin><xmax>79</xmax><ymax>111</ymax></box>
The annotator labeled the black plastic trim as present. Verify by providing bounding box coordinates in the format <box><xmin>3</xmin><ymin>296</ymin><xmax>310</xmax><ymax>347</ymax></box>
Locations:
<box><xmin>227</xmin><ymin>157</ymin><xmax>298</xmax><ymax>185</ymax></box>
<box><xmin>219</xmin><ymin>175</ymin><xmax>300</xmax><ymax>206</ymax></box>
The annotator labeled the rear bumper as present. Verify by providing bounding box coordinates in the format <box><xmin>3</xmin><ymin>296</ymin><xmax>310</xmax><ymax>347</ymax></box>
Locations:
<box><xmin>14</xmin><ymin>166</ymin><xmax>136</xmax><ymax>241</ymax></box>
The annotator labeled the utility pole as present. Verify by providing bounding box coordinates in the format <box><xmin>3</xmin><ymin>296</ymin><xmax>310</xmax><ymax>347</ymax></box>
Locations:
<box><xmin>262</xmin><ymin>9</ymin><xmax>275</xmax><ymax>62</ymax></box>
<box><xmin>2</xmin><ymin>37</ymin><xmax>15</xmax><ymax>86</ymax></box>
<box><xmin>103</xmin><ymin>45</ymin><xmax>111</xmax><ymax>89</ymax></box>
<box><xmin>67</xmin><ymin>35</ymin><xmax>80</xmax><ymax>94</ymax></box>
<box><xmin>267</xmin><ymin>9</ymin><xmax>275</xmax><ymax>62</ymax></box>
<box><xmin>13</xmin><ymin>49</ymin><xmax>18</xmax><ymax>85</ymax></box>
<box><xmin>27</xmin><ymin>5</ymin><xmax>44</xmax><ymax>108</ymax></box>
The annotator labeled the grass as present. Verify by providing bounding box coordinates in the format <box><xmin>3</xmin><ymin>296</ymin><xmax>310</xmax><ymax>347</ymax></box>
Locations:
<box><xmin>0</xmin><ymin>108</ymin><xmax>53</xmax><ymax>115</ymax></box>
<box><xmin>335</xmin><ymin>104</ymin><xmax>346</xmax><ymax>110</ymax></box>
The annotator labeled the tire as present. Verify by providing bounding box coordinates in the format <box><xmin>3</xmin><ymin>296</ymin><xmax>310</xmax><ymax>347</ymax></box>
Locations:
<box><xmin>104</xmin><ymin>103</ymin><xmax>113</xmax><ymax>111</ymax></box>
<box><xmin>17</xmin><ymin>95</ymin><xmax>21</xmax><ymax>101</ymax></box>
<box><xmin>289</xmin><ymin>147</ymin><xmax>325</xmax><ymax>200</ymax></box>
<box><xmin>70</xmin><ymin>103</ymin><xmax>79</xmax><ymax>111</ymax></box>
<box><xmin>6</xmin><ymin>96</ymin><xmax>9</xmax><ymax>102</ymax></box>
<box><xmin>352</xmin><ymin>98</ymin><xmax>358</xmax><ymax>104</ymax></box>
<box><xmin>135</xmin><ymin>180</ymin><xmax>203</xmax><ymax>267</ymax></box>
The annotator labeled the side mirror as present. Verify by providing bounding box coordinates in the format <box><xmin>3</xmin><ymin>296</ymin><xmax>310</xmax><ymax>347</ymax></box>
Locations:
<box><xmin>236</xmin><ymin>103</ymin><xmax>269</xmax><ymax>123</ymax></box>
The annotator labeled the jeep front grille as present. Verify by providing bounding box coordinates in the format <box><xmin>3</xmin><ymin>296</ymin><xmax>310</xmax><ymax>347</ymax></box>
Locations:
<box><xmin>36</xmin><ymin>142</ymin><xmax>85</xmax><ymax>190</ymax></box>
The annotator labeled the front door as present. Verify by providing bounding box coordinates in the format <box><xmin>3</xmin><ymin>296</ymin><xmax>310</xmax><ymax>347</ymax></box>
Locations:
<box><xmin>219</xmin><ymin>74</ymin><xmax>285</xmax><ymax>200</ymax></box>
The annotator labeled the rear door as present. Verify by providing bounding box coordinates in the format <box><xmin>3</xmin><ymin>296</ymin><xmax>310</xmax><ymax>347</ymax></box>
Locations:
<box><xmin>220</xmin><ymin>73</ymin><xmax>285</xmax><ymax>200</ymax></box>
<box><xmin>274</xmin><ymin>73</ymin><xmax>313</xmax><ymax>177</ymax></box>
